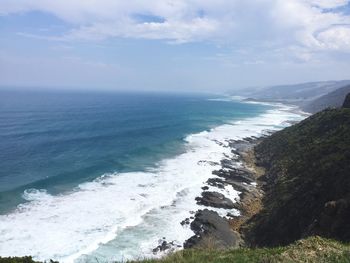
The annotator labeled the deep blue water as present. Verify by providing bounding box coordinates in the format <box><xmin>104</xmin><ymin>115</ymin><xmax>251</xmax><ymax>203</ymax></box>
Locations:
<box><xmin>0</xmin><ymin>90</ymin><xmax>269</xmax><ymax>213</ymax></box>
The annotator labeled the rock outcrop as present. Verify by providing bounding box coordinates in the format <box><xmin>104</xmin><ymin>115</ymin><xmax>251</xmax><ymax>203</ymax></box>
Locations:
<box><xmin>195</xmin><ymin>191</ymin><xmax>236</xmax><ymax>209</ymax></box>
<box><xmin>184</xmin><ymin>209</ymin><xmax>241</xmax><ymax>249</ymax></box>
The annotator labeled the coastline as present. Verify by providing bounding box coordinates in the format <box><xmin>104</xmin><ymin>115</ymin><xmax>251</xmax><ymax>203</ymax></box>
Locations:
<box><xmin>0</xmin><ymin>99</ymin><xmax>306</xmax><ymax>262</ymax></box>
<box><xmin>3</xmin><ymin>99</ymin><xmax>350</xmax><ymax>263</ymax></box>
<box><xmin>182</xmin><ymin>136</ymin><xmax>265</xmax><ymax>250</ymax></box>
<box><xmin>152</xmin><ymin>101</ymin><xmax>308</xmax><ymax>256</ymax></box>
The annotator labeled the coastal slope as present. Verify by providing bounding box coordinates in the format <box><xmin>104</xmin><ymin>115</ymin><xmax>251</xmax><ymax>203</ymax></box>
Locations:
<box><xmin>245</xmin><ymin>102</ymin><xmax>350</xmax><ymax>246</ymax></box>
<box><xmin>236</xmin><ymin>80</ymin><xmax>350</xmax><ymax>114</ymax></box>
<box><xmin>302</xmin><ymin>84</ymin><xmax>350</xmax><ymax>113</ymax></box>
<box><xmin>235</xmin><ymin>80</ymin><xmax>350</xmax><ymax>106</ymax></box>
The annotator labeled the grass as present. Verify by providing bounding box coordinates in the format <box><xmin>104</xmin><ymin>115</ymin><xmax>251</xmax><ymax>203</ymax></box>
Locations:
<box><xmin>0</xmin><ymin>235</ymin><xmax>349</xmax><ymax>263</ymax></box>
<box><xmin>131</xmin><ymin>237</ymin><xmax>350</xmax><ymax>263</ymax></box>
<box><xmin>0</xmin><ymin>257</ymin><xmax>57</xmax><ymax>263</ymax></box>
<box><xmin>0</xmin><ymin>257</ymin><xmax>39</xmax><ymax>263</ymax></box>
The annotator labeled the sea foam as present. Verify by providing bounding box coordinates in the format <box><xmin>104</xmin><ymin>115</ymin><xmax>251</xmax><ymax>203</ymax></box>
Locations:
<box><xmin>0</xmin><ymin>103</ymin><xmax>305</xmax><ymax>262</ymax></box>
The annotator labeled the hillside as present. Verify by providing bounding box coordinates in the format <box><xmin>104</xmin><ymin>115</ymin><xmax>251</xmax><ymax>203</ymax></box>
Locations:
<box><xmin>236</xmin><ymin>80</ymin><xmax>350</xmax><ymax>114</ymax></box>
<box><xmin>244</xmin><ymin>105</ymin><xmax>350</xmax><ymax>247</ymax></box>
<box><xmin>302</xmin><ymin>85</ymin><xmax>350</xmax><ymax>113</ymax></box>
<box><xmin>236</xmin><ymin>80</ymin><xmax>350</xmax><ymax>105</ymax></box>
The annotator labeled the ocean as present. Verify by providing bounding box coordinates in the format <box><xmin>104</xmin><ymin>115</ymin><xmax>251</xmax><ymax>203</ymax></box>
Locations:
<box><xmin>0</xmin><ymin>90</ymin><xmax>304</xmax><ymax>262</ymax></box>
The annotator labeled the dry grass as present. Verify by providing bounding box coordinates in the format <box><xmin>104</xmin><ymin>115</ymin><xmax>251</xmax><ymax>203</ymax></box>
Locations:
<box><xmin>132</xmin><ymin>236</ymin><xmax>350</xmax><ymax>263</ymax></box>
<box><xmin>228</xmin><ymin>148</ymin><xmax>264</xmax><ymax>233</ymax></box>
<box><xmin>242</xmin><ymin>149</ymin><xmax>265</xmax><ymax>179</ymax></box>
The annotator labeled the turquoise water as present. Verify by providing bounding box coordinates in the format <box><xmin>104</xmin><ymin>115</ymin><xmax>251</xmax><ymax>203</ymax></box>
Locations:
<box><xmin>0</xmin><ymin>89</ymin><xmax>286</xmax><ymax>262</ymax></box>
<box><xmin>0</xmin><ymin>90</ymin><xmax>268</xmax><ymax>213</ymax></box>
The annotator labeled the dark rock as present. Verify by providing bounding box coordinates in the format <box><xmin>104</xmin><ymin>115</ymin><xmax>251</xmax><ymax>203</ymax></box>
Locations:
<box><xmin>212</xmin><ymin>168</ymin><xmax>254</xmax><ymax>184</ymax></box>
<box><xmin>196</xmin><ymin>191</ymin><xmax>235</xmax><ymax>209</ymax></box>
<box><xmin>243</xmin><ymin>137</ymin><xmax>254</xmax><ymax>142</ymax></box>
<box><xmin>201</xmin><ymin>186</ymin><xmax>209</xmax><ymax>190</ymax></box>
<box><xmin>206</xmin><ymin>178</ymin><xmax>225</xmax><ymax>189</ymax></box>
<box><xmin>220</xmin><ymin>159</ymin><xmax>237</xmax><ymax>170</ymax></box>
<box><xmin>153</xmin><ymin>240</ymin><xmax>181</xmax><ymax>254</ymax></box>
<box><xmin>184</xmin><ymin>209</ymin><xmax>241</xmax><ymax>249</ymax></box>
<box><xmin>223</xmin><ymin>153</ymin><xmax>230</xmax><ymax>159</ymax></box>
<box><xmin>180</xmin><ymin>218</ymin><xmax>191</xmax><ymax>226</ymax></box>
<box><xmin>231</xmin><ymin>149</ymin><xmax>240</xmax><ymax>156</ymax></box>
<box><xmin>227</xmin><ymin>212</ymin><xmax>238</xmax><ymax>218</ymax></box>
<box><xmin>228</xmin><ymin>138</ymin><xmax>258</xmax><ymax>153</ymax></box>
<box><xmin>225</xmin><ymin>180</ymin><xmax>250</xmax><ymax>194</ymax></box>
<box><xmin>213</xmin><ymin>139</ymin><xmax>226</xmax><ymax>147</ymax></box>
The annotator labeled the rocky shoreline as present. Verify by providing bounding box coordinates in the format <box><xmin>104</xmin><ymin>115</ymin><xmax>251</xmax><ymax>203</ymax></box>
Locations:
<box><xmin>150</xmin><ymin>98</ymin><xmax>350</xmax><ymax>259</ymax></box>
<box><xmin>152</xmin><ymin>134</ymin><xmax>270</xmax><ymax>254</ymax></box>
<box><xmin>184</xmin><ymin>136</ymin><xmax>267</xmax><ymax>249</ymax></box>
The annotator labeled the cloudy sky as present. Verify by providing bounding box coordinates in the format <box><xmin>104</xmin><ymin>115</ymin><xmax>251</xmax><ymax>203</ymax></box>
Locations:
<box><xmin>0</xmin><ymin>0</ymin><xmax>350</xmax><ymax>91</ymax></box>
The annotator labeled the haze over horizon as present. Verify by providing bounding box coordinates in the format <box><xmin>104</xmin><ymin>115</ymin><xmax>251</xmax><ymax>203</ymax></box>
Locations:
<box><xmin>1</xmin><ymin>0</ymin><xmax>350</xmax><ymax>92</ymax></box>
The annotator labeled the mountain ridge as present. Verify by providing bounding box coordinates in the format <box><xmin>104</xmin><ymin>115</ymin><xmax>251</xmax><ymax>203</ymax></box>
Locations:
<box><xmin>235</xmin><ymin>80</ymin><xmax>350</xmax><ymax>113</ymax></box>
<box><xmin>302</xmin><ymin>85</ymin><xmax>350</xmax><ymax>113</ymax></box>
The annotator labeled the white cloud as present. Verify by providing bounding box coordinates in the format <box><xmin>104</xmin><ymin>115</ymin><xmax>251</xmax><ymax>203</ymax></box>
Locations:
<box><xmin>308</xmin><ymin>0</ymin><xmax>349</xmax><ymax>8</ymax></box>
<box><xmin>1</xmin><ymin>0</ymin><xmax>350</xmax><ymax>54</ymax></box>
<box><xmin>62</xmin><ymin>17</ymin><xmax>220</xmax><ymax>43</ymax></box>
<box><xmin>317</xmin><ymin>26</ymin><xmax>350</xmax><ymax>51</ymax></box>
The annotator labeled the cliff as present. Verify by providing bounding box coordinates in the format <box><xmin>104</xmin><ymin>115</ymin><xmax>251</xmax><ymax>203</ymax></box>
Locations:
<box><xmin>343</xmin><ymin>93</ymin><xmax>350</xmax><ymax>108</ymax></box>
<box><xmin>245</xmin><ymin>105</ymin><xmax>350</xmax><ymax>246</ymax></box>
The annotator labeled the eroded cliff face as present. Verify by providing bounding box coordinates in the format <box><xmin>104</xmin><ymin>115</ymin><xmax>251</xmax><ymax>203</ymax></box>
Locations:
<box><xmin>244</xmin><ymin>107</ymin><xmax>350</xmax><ymax>247</ymax></box>
<box><xmin>343</xmin><ymin>93</ymin><xmax>350</xmax><ymax>108</ymax></box>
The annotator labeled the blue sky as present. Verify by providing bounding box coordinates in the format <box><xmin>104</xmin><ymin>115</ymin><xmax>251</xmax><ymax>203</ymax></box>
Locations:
<box><xmin>0</xmin><ymin>0</ymin><xmax>350</xmax><ymax>92</ymax></box>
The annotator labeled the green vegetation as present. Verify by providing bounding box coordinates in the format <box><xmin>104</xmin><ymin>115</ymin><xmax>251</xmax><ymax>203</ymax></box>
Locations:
<box><xmin>246</xmin><ymin>107</ymin><xmax>350</xmax><ymax>246</ymax></box>
<box><xmin>1</xmin><ymin>237</ymin><xmax>349</xmax><ymax>263</ymax></box>
<box><xmin>0</xmin><ymin>257</ymin><xmax>39</xmax><ymax>263</ymax></box>
<box><xmin>133</xmin><ymin>237</ymin><xmax>350</xmax><ymax>263</ymax></box>
<box><xmin>0</xmin><ymin>258</ymin><xmax>59</xmax><ymax>263</ymax></box>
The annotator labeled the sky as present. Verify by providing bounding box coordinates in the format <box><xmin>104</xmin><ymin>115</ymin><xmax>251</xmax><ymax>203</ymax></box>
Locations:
<box><xmin>0</xmin><ymin>0</ymin><xmax>350</xmax><ymax>92</ymax></box>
